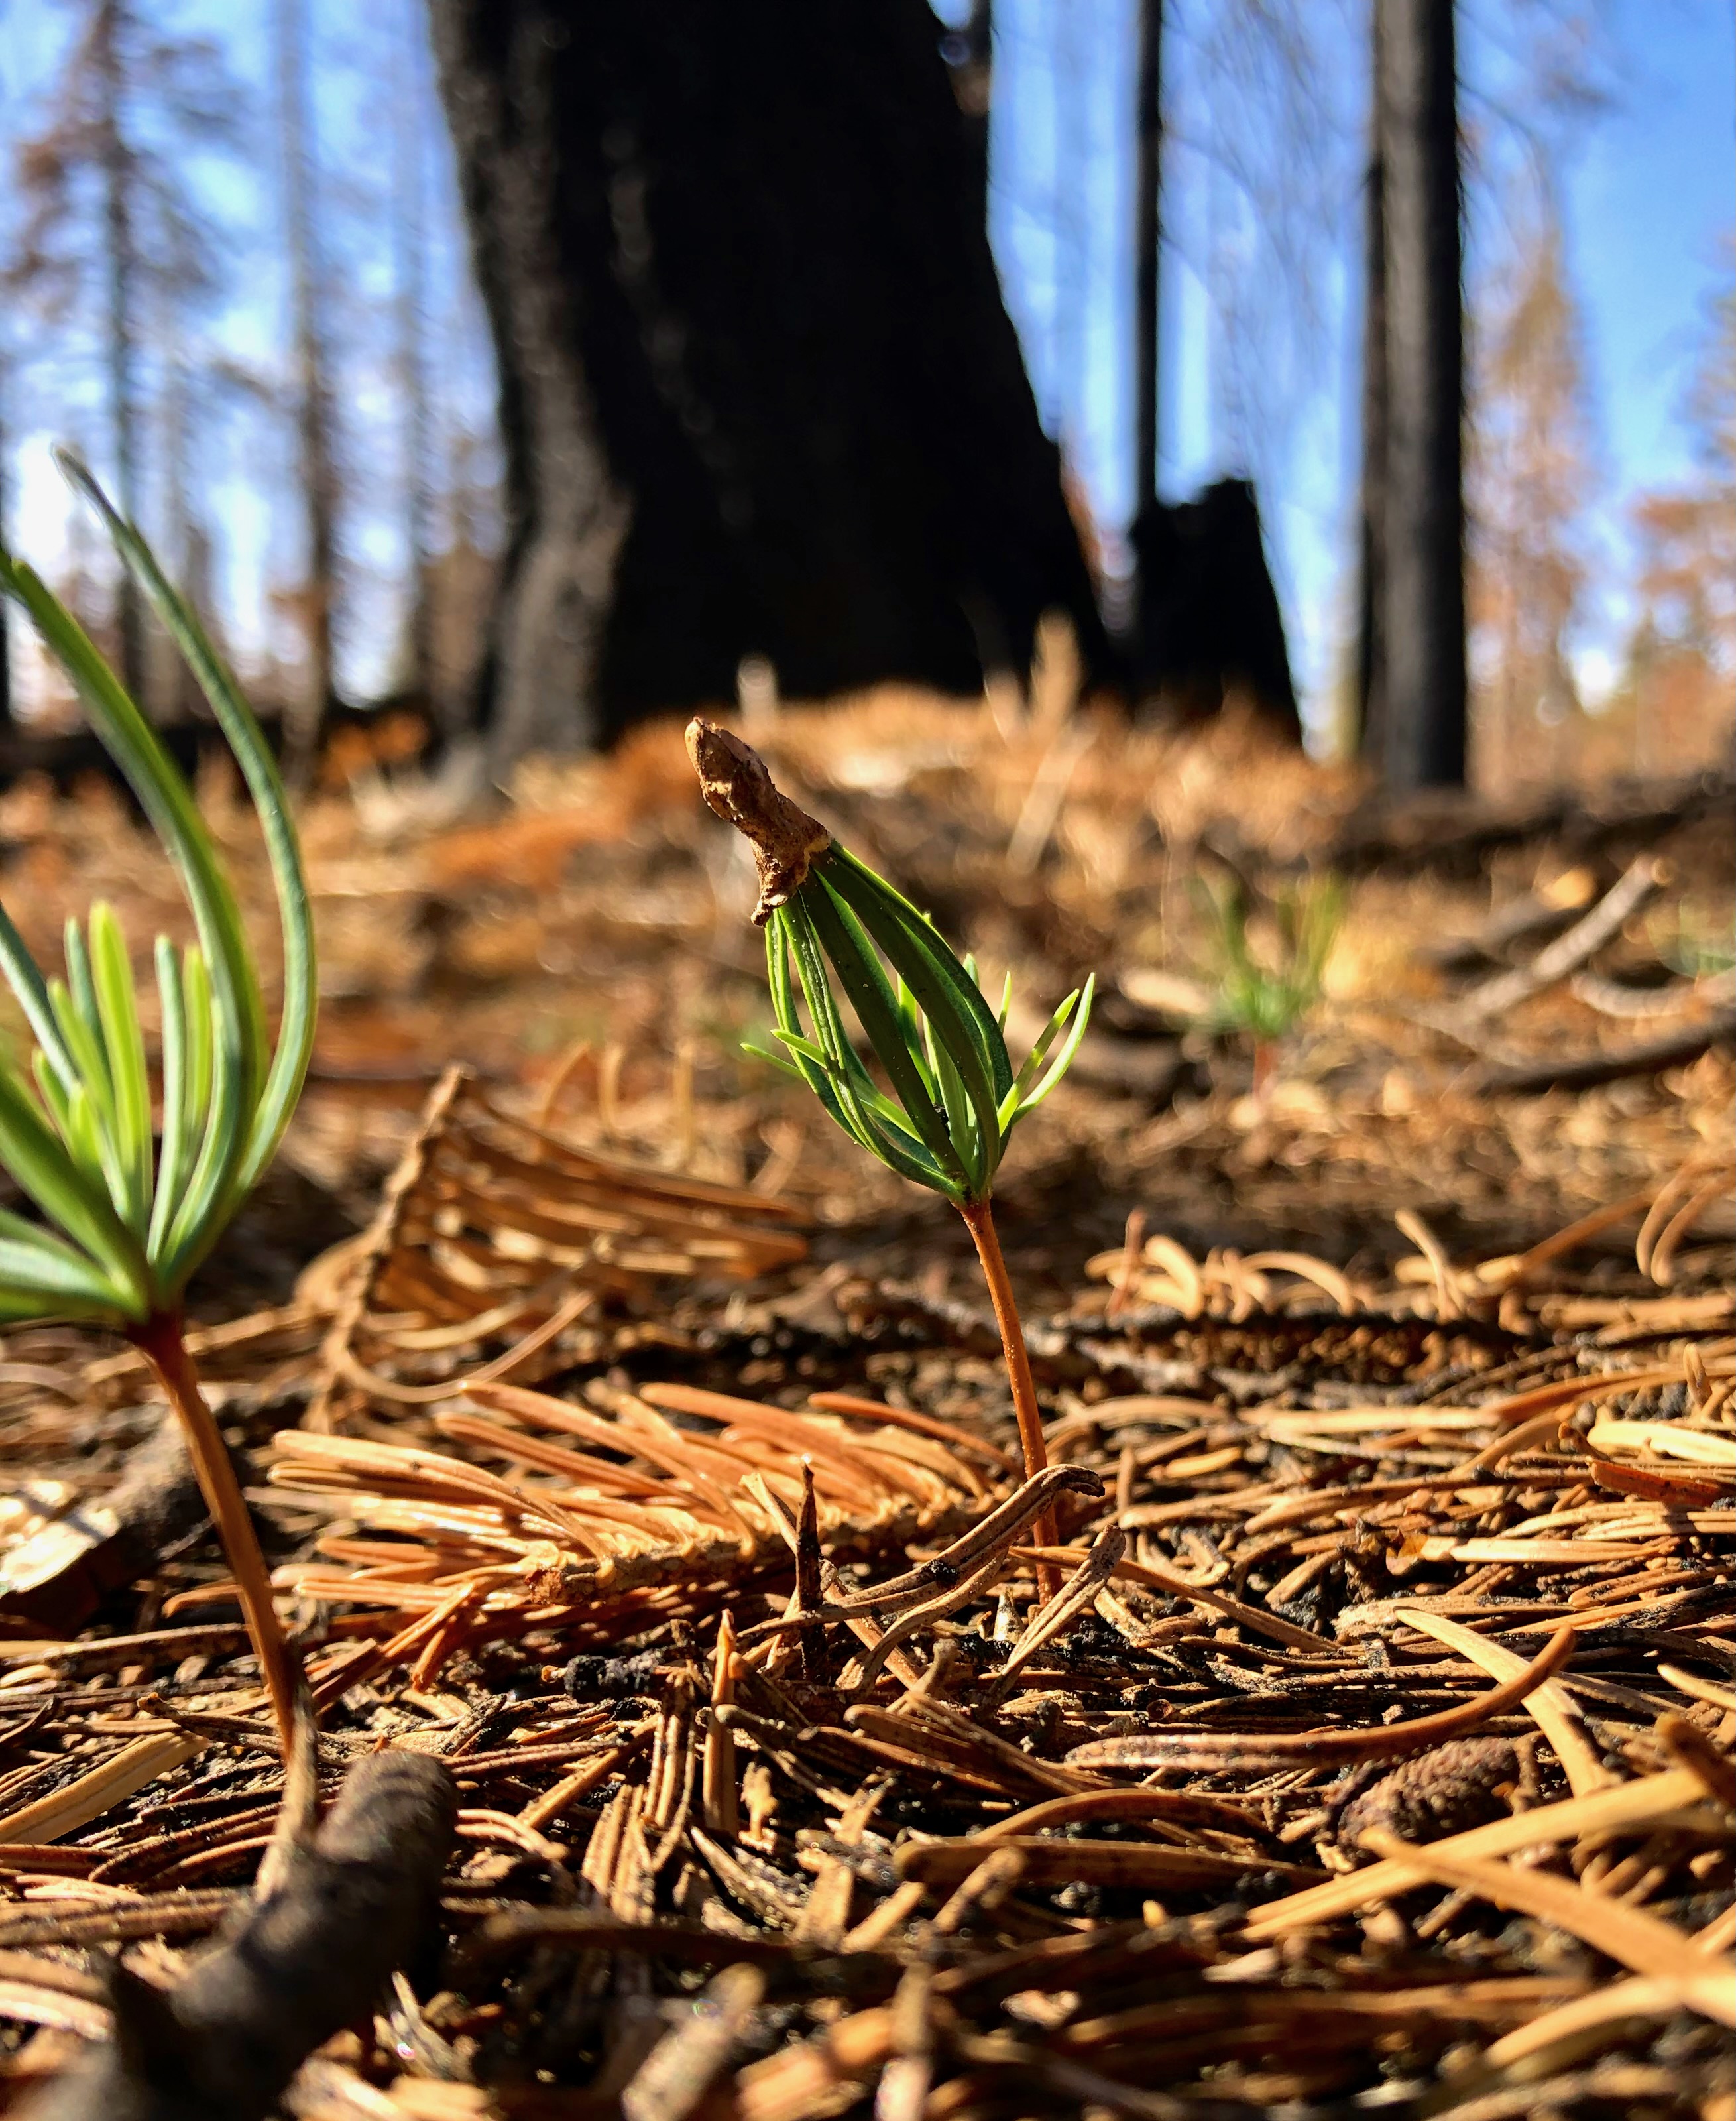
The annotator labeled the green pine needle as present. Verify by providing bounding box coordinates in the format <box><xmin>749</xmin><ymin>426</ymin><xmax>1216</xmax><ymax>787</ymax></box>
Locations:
<box><xmin>760</xmin><ymin>847</ymin><xmax>1093</xmax><ymax>1206</ymax></box>
<box><xmin>1198</xmin><ymin>873</ymin><xmax>1343</xmax><ymax>1046</ymax></box>
<box><xmin>0</xmin><ymin>457</ymin><xmax>318</xmax><ymax>1327</ymax></box>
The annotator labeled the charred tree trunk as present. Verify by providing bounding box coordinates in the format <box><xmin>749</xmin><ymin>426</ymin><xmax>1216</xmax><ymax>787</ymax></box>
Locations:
<box><xmin>94</xmin><ymin>0</ymin><xmax>145</xmax><ymax>710</ymax></box>
<box><xmin>425</xmin><ymin>0</ymin><xmax>1105</xmax><ymax>763</ymax></box>
<box><xmin>1128</xmin><ymin>479</ymin><xmax>1301</xmax><ymax>742</ymax></box>
<box><xmin>0</xmin><ymin>360</ymin><xmax>11</xmax><ymax>731</ymax></box>
<box><xmin>394</xmin><ymin>0</ymin><xmax>438</xmax><ymax>715</ymax></box>
<box><xmin>1375</xmin><ymin>0</ymin><xmax>1466</xmax><ymax>788</ymax></box>
<box><xmin>946</xmin><ymin>0</ymin><xmax>994</xmax><ymax>227</ymax></box>
<box><xmin>1354</xmin><ymin>4</ymin><xmax>1387</xmax><ymax>762</ymax></box>
<box><xmin>1133</xmin><ymin>0</ymin><xmax>1162</xmax><ymax>528</ymax></box>
<box><xmin>1124</xmin><ymin>3</ymin><xmax>1299</xmax><ymax>751</ymax></box>
<box><xmin>425</xmin><ymin>2</ymin><xmax>627</xmax><ymax>764</ymax></box>
<box><xmin>157</xmin><ymin>339</ymin><xmax>202</xmax><ymax>723</ymax></box>
<box><xmin>278</xmin><ymin>0</ymin><xmax>340</xmax><ymax>785</ymax></box>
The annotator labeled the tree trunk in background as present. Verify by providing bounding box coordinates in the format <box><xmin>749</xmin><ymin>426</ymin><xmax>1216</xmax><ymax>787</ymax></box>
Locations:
<box><xmin>394</xmin><ymin>0</ymin><xmax>437</xmax><ymax>715</ymax></box>
<box><xmin>158</xmin><ymin>340</ymin><xmax>200</xmax><ymax>723</ymax></box>
<box><xmin>1133</xmin><ymin>0</ymin><xmax>1162</xmax><ymax>527</ymax></box>
<box><xmin>425</xmin><ymin>2</ymin><xmax>627</xmax><ymax>764</ymax></box>
<box><xmin>425</xmin><ymin>0</ymin><xmax>1105</xmax><ymax>762</ymax></box>
<box><xmin>947</xmin><ymin>0</ymin><xmax>993</xmax><ymax>227</ymax></box>
<box><xmin>0</xmin><ymin>359</ymin><xmax>11</xmax><ymax>730</ymax></box>
<box><xmin>1375</xmin><ymin>0</ymin><xmax>1466</xmax><ymax>788</ymax></box>
<box><xmin>1128</xmin><ymin>479</ymin><xmax>1301</xmax><ymax>742</ymax></box>
<box><xmin>1355</xmin><ymin>5</ymin><xmax>1387</xmax><ymax>762</ymax></box>
<box><xmin>278</xmin><ymin>0</ymin><xmax>339</xmax><ymax>784</ymax></box>
<box><xmin>95</xmin><ymin>0</ymin><xmax>145</xmax><ymax>710</ymax></box>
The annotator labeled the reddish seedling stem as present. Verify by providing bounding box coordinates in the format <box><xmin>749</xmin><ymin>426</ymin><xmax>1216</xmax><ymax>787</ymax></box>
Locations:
<box><xmin>131</xmin><ymin>1309</ymin><xmax>300</xmax><ymax>1754</ymax></box>
<box><xmin>958</xmin><ymin>1197</ymin><xmax>1061</xmax><ymax>1596</ymax></box>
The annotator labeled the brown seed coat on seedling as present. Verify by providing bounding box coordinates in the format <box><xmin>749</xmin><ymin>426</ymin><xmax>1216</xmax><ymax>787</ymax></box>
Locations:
<box><xmin>686</xmin><ymin>719</ymin><xmax>831</xmax><ymax>924</ymax></box>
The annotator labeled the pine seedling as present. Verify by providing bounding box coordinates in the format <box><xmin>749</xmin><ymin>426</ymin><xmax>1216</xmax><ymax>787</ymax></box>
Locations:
<box><xmin>687</xmin><ymin>721</ymin><xmax>1092</xmax><ymax>1561</ymax></box>
<box><xmin>0</xmin><ymin>454</ymin><xmax>316</xmax><ymax>1751</ymax></box>
<box><xmin>1199</xmin><ymin>871</ymin><xmax>1342</xmax><ymax>1093</ymax></box>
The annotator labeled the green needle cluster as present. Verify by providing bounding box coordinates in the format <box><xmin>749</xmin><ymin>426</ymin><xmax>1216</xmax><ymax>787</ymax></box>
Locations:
<box><xmin>688</xmin><ymin>718</ymin><xmax>1092</xmax><ymax>1207</ymax></box>
<box><xmin>1200</xmin><ymin>871</ymin><xmax>1342</xmax><ymax>1046</ymax></box>
<box><xmin>755</xmin><ymin>841</ymin><xmax>1092</xmax><ymax>1205</ymax></box>
<box><xmin>0</xmin><ymin>454</ymin><xmax>316</xmax><ymax>1327</ymax></box>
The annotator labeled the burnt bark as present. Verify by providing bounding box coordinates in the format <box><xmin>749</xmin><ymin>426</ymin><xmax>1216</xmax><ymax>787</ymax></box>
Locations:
<box><xmin>426</xmin><ymin>1</ymin><xmax>627</xmax><ymax>764</ymax></box>
<box><xmin>277</xmin><ymin>0</ymin><xmax>341</xmax><ymax>783</ymax></box>
<box><xmin>426</xmin><ymin>0</ymin><xmax>1106</xmax><ymax>764</ymax></box>
<box><xmin>94</xmin><ymin>0</ymin><xmax>145</xmax><ymax>708</ymax></box>
<box><xmin>1128</xmin><ymin>479</ymin><xmax>1301</xmax><ymax>742</ymax></box>
<box><xmin>1354</xmin><ymin>4</ymin><xmax>1387</xmax><ymax>762</ymax></box>
<box><xmin>1374</xmin><ymin>0</ymin><xmax>1466</xmax><ymax>788</ymax></box>
<box><xmin>1133</xmin><ymin>0</ymin><xmax>1162</xmax><ymax>526</ymax></box>
<box><xmin>394</xmin><ymin>7</ymin><xmax>438</xmax><ymax>717</ymax></box>
<box><xmin>945</xmin><ymin>0</ymin><xmax>994</xmax><ymax>225</ymax></box>
<box><xmin>30</xmin><ymin>1750</ymin><xmax>457</xmax><ymax>2121</ymax></box>
<box><xmin>0</xmin><ymin>366</ymin><xmax>12</xmax><ymax>731</ymax></box>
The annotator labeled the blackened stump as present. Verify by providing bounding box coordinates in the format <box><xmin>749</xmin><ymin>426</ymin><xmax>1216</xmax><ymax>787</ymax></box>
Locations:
<box><xmin>1128</xmin><ymin>480</ymin><xmax>1301</xmax><ymax>742</ymax></box>
<box><xmin>426</xmin><ymin>0</ymin><xmax>1107</xmax><ymax>760</ymax></box>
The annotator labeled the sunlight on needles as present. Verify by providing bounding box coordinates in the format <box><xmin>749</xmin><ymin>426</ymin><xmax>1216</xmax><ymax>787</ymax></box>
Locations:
<box><xmin>0</xmin><ymin>450</ymin><xmax>317</xmax><ymax>1752</ymax></box>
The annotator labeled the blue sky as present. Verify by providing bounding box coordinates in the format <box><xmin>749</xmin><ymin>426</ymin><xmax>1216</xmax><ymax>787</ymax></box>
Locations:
<box><xmin>1</xmin><ymin>0</ymin><xmax>494</xmax><ymax>696</ymax></box>
<box><xmin>4</xmin><ymin>0</ymin><xmax>1733</xmax><ymax>730</ymax></box>
<box><xmin>1567</xmin><ymin>0</ymin><xmax>1733</xmax><ymax>487</ymax></box>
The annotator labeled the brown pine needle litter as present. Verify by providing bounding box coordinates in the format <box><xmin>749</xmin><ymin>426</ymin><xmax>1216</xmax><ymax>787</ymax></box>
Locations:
<box><xmin>0</xmin><ymin>715</ymin><xmax>1727</xmax><ymax>2113</ymax></box>
<box><xmin>0</xmin><ymin>1108</ymin><xmax>1728</xmax><ymax>2116</ymax></box>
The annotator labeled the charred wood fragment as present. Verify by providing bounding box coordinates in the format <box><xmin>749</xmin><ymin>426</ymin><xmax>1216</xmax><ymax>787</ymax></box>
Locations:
<box><xmin>29</xmin><ymin>1751</ymin><xmax>457</xmax><ymax>2121</ymax></box>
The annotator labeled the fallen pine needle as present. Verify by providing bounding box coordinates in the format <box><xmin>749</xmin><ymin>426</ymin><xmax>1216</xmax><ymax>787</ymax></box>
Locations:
<box><xmin>1244</xmin><ymin>1768</ymin><xmax>1719</xmax><ymax>1940</ymax></box>
<box><xmin>1356</xmin><ymin>1824</ymin><xmax>1736</xmax><ymax>2026</ymax></box>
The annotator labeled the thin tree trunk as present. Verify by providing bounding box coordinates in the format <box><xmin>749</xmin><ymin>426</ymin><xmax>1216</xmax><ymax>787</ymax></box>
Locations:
<box><xmin>1376</xmin><ymin>0</ymin><xmax>1466</xmax><ymax>789</ymax></box>
<box><xmin>1355</xmin><ymin>2</ymin><xmax>1387</xmax><ymax>761</ymax></box>
<box><xmin>425</xmin><ymin>0</ymin><xmax>628</xmax><ymax>767</ymax></box>
<box><xmin>158</xmin><ymin>342</ymin><xmax>200</xmax><ymax>722</ymax></box>
<box><xmin>278</xmin><ymin>0</ymin><xmax>339</xmax><ymax>786</ymax></box>
<box><xmin>394</xmin><ymin>0</ymin><xmax>437</xmax><ymax>713</ymax></box>
<box><xmin>1053</xmin><ymin>4</ymin><xmax>1094</xmax><ymax>454</ymax></box>
<box><xmin>949</xmin><ymin>0</ymin><xmax>993</xmax><ymax>227</ymax></box>
<box><xmin>0</xmin><ymin>357</ymin><xmax>12</xmax><ymax>731</ymax></box>
<box><xmin>95</xmin><ymin>0</ymin><xmax>146</xmax><ymax>709</ymax></box>
<box><xmin>1133</xmin><ymin>0</ymin><xmax>1162</xmax><ymax>524</ymax></box>
<box><xmin>1499</xmin><ymin>538</ymin><xmax>1519</xmax><ymax>789</ymax></box>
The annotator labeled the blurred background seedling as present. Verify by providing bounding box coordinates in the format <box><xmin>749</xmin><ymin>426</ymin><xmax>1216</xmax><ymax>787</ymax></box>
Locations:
<box><xmin>1196</xmin><ymin>869</ymin><xmax>1344</xmax><ymax>1095</ymax></box>
<box><xmin>1647</xmin><ymin>902</ymin><xmax>1736</xmax><ymax>983</ymax></box>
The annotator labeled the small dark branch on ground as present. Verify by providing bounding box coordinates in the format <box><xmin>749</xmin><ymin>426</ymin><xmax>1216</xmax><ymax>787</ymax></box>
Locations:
<box><xmin>29</xmin><ymin>1750</ymin><xmax>457</xmax><ymax>2121</ymax></box>
<box><xmin>1464</xmin><ymin>1008</ymin><xmax>1736</xmax><ymax>1097</ymax></box>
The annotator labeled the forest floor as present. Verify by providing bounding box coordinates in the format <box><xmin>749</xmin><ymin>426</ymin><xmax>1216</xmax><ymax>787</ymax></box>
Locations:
<box><xmin>0</xmin><ymin>699</ymin><xmax>1729</xmax><ymax>2119</ymax></box>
